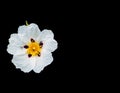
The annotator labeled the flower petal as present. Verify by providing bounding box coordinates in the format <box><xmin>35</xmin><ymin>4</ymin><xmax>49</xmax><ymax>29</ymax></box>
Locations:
<box><xmin>18</xmin><ymin>23</ymin><xmax>41</xmax><ymax>42</ymax></box>
<box><xmin>12</xmin><ymin>54</ymin><xmax>36</xmax><ymax>73</ymax></box>
<box><xmin>7</xmin><ymin>44</ymin><xmax>25</xmax><ymax>55</ymax></box>
<box><xmin>26</xmin><ymin>23</ymin><xmax>41</xmax><ymax>39</ymax></box>
<box><xmin>9</xmin><ymin>34</ymin><xmax>25</xmax><ymax>46</ymax></box>
<box><xmin>43</xmin><ymin>39</ymin><xmax>58</xmax><ymax>52</ymax></box>
<box><xmin>36</xmin><ymin>29</ymin><xmax>58</xmax><ymax>52</ymax></box>
<box><xmin>18</xmin><ymin>25</ymin><xmax>27</xmax><ymax>35</ymax></box>
<box><xmin>36</xmin><ymin>29</ymin><xmax>54</xmax><ymax>42</ymax></box>
<box><xmin>33</xmin><ymin>50</ymin><xmax>53</xmax><ymax>73</ymax></box>
<box><xmin>7</xmin><ymin>34</ymin><xmax>26</xmax><ymax>55</ymax></box>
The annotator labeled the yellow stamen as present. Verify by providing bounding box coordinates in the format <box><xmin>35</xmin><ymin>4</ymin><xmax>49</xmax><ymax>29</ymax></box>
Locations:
<box><xmin>26</xmin><ymin>41</ymin><xmax>42</xmax><ymax>56</ymax></box>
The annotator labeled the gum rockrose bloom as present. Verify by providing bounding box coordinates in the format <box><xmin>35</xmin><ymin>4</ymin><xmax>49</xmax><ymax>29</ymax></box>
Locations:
<box><xmin>7</xmin><ymin>23</ymin><xmax>58</xmax><ymax>73</ymax></box>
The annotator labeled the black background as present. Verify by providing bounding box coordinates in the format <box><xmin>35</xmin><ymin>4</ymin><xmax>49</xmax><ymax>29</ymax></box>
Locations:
<box><xmin>0</xmin><ymin>1</ymin><xmax>80</xmax><ymax>90</ymax></box>
<box><xmin>0</xmin><ymin>1</ymin><xmax>107</xmax><ymax>91</ymax></box>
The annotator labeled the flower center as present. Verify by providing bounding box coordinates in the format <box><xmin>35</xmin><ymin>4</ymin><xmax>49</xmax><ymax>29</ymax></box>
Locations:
<box><xmin>24</xmin><ymin>38</ymin><xmax>43</xmax><ymax>57</ymax></box>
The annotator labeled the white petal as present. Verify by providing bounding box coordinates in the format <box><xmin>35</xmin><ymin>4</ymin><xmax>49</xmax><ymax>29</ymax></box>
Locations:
<box><xmin>18</xmin><ymin>25</ymin><xmax>27</xmax><ymax>35</ymax></box>
<box><xmin>36</xmin><ymin>29</ymin><xmax>54</xmax><ymax>42</ymax></box>
<box><xmin>18</xmin><ymin>23</ymin><xmax>41</xmax><ymax>42</ymax></box>
<box><xmin>17</xmin><ymin>25</ymin><xmax>30</xmax><ymax>43</ymax></box>
<box><xmin>25</xmin><ymin>23</ymin><xmax>41</xmax><ymax>40</ymax></box>
<box><xmin>12</xmin><ymin>54</ymin><xmax>36</xmax><ymax>73</ymax></box>
<box><xmin>7</xmin><ymin>34</ymin><xmax>26</xmax><ymax>55</ymax></box>
<box><xmin>36</xmin><ymin>29</ymin><xmax>58</xmax><ymax>52</ymax></box>
<box><xmin>7</xmin><ymin>44</ymin><xmax>25</xmax><ymax>55</ymax></box>
<box><xmin>33</xmin><ymin>50</ymin><xmax>53</xmax><ymax>73</ymax></box>
<box><xmin>9</xmin><ymin>34</ymin><xmax>25</xmax><ymax>46</ymax></box>
<box><xmin>43</xmin><ymin>39</ymin><xmax>58</xmax><ymax>52</ymax></box>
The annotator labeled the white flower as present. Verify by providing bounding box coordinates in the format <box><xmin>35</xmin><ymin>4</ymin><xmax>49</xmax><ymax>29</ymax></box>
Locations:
<box><xmin>7</xmin><ymin>23</ymin><xmax>58</xmax><ymax>73</ymax></box>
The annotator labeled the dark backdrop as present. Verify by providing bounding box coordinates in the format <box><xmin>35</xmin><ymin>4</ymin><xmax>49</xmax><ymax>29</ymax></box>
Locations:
<box><xmin>0</xmin><ymin>1</ymin><xmax>105</xmax><ymax>91</ymax></box>
<box><xmin>0</xmin><ymin>1</ymin><xmax>78</xmax><ymax>90</ymax></box>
